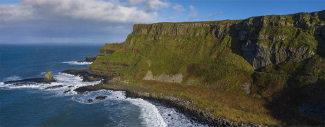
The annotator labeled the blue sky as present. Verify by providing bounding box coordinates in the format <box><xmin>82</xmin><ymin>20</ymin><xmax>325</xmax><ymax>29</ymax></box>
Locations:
<box><xmin>0</xmin><ymin>0</ymin><xmax>324</xmax><ymax>44</ymax></box>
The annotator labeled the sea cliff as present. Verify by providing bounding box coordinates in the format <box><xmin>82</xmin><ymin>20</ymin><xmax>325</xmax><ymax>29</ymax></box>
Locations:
<box><xmin>84</xmin><ymin>10</ymin><xmax>325</xmax><ymax>126</ymax></box>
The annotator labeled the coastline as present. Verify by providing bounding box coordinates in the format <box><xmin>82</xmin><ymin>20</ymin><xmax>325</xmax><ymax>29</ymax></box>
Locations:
<box><xmin>64</xmin><ymin>69</ymin><xmax>261</xmax><ymax>127</ymax></box>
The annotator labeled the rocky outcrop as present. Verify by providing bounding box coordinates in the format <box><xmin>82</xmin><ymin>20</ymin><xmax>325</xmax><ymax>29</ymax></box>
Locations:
<box><xmin>242</xmin><ymin>44</ymin><xmax>315</xmax><ymax>69</ymax></box>
<box><xmin>4</xmin><ymin>72</ymin><xmax>57</xmax><ymax>85</ymax></box>
<box><xmin>88</xmin><ymin>99</ymin><xmax>93</xmax><ymax>103</ymax></box>
<box><xmin>61</xmin><ymin>69</ymin><xmax>110</xmax><ymax>82</ymax></box>
<box><xmin>82</xmin><ymin>76</ymin><xmax>101</xmax><ymax>82</ymax></box>
<box><xmin>64</xmin><ymin>90</ymin><xmax>71</xmax><ymax>93</ymax></box>
<box><xmin>98</xmin><ymin>49</ymin><xmax>114</xmax><ymax>54</ymax></box>
<box><xmin>44</xmin><ymin>85</ymin><xmax>63</xmax><ymax>90</ymax></box>
<box><xmin>143</xmin><ymin>70</ymin><xmax>183</xmax><ymax>83</ymax></box>
<box><xmin>4</xmin><ymin>78</ymin><xmax>56</xmax><ymax>85</ymax></box>
<box><xmin>85</xmin><ymin>56</ymin><xmax>96</xmax><ymax>62</ymax></box>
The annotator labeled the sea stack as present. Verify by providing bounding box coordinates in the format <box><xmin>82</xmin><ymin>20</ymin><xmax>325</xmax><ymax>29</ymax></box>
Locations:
<box><xmin>45</xmin><ymin>72</ymin><xmax>55</xmax><ymax>82</ymax></box>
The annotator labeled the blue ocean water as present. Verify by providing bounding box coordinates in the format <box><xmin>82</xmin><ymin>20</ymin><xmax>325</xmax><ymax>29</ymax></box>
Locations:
<box><xmin>0</xmin><ymin>44</ymin><xmax>206</xmax><ymax>127</ymax></box>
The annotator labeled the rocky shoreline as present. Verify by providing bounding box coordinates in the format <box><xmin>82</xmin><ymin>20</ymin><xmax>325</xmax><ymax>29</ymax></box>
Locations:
<box><xmin>63</xmin><ymin>69</ymin><xmax>261</xmax><ymax>127</ymax></box>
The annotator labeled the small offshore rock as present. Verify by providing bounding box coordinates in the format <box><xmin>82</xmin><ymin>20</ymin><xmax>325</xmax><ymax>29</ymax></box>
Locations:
<box><xmin>44</xmin><ymin>85</ymin><xmax>63</xmax><ymax>90</ymax></box>
<box><xmin>88</xmin><ymin>99</ymin><xmax>93</xmax><ymax>103</ymax></box>
<box><xmin>63</xmin><ymin>90</ymin><xmax>71</xmax><ymax>93</ymax></box>
<box><xmin>95</xmin><ymin>96</ymin><xmax>107</xmax><ymax>100</ymax></box>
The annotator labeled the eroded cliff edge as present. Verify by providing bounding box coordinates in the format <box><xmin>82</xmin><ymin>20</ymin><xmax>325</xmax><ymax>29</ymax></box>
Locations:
<box><xmin>86</xmin><ymin>10</ymin><xmax>325</xmax><ymax>126</ymax></box>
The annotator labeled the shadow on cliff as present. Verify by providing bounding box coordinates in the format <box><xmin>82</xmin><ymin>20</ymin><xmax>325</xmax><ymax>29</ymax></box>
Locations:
<box><xmin>263</xmin><ymin>75</ymin><xmax>325</xmax><ymax>126</ymax></box>
<box><xmin>229</xmin><ymin>25</ymin><xmax>244</xmax><ymax>57</ymax></box>
<box><xmin>315</xmin><ymin>27</ymin><xmax>325</xmax><ymax>59</ymax></box>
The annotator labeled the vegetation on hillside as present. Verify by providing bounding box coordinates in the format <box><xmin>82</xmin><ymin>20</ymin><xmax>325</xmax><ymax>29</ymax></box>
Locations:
<box><xmin>90</xmin><ymin>10</ymin><xmax>325</xmax><ymax>126</ymax></box>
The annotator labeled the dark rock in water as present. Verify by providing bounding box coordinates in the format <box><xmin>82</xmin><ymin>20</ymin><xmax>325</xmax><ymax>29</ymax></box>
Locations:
<box><xmin>74</xmin><ymin>86</ymin><xmax>92</xmax><ymax>94</ymax></box>
<box><xmin>68</xmin><ymin>86</ymin><xmax>74</xmax><ymax>88</ymax></box>
<box><xmin>82</xmin><ymin>76</ymin><xmax>101</xmax><ymax>82</ymax></box>
<box><xmin>86</xmin><ymin>56</ymin><xmax>97</xmax><ymax>62</ymax></box>
<box><xmin>74</xmin><ymin>83</ymin><xmax>111</xmax><ymax>94</ymax></box>
<box><xmin>44</xmin><ymin>85</ymin><xmax>63</xmax><ymax>90</ymax></box>
<box><xmin>61</xmin><ymin>69</ymin><xmax>106</xmax><ymax>79</ymax></box>
<box><xmin>63</xmin><ymin>90</ymin><xmax>71</xmax><ymax>93</ymax></box>
<box><xmin>75</xmin><ymin>56</ymin><xmax>96</xmax><ymax>63</ymax></box>
<box><xmin>4</xmin><ymin>78</ymin><xmax>56</xmax><ymax>85</ymax></box>
<box><xmin>62</xmin><ymin>69</ymin><xmax>90</xmax><ymax>76</ymax></box>
<box><xmin>88</xmin><ymin>99</ymin><xmax>93</xmax><ymax>103</ymax></box>
<box><xmin>96</xmin><ymin>96</ymin><xmax>107</xmax><ymax>100</ymax></box>
<box><xmin>4</xmin><ymin>71</ymin><xmax>56</xmax><ymax>85</ymax></box>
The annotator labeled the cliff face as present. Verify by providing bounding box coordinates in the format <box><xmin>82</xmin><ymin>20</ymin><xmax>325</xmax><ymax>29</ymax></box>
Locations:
<box><xmin>129</xmin><ymin>10</ymin><xmax>324</xmax><ymax>69</ymax></box>
<box><xmin>242</xmin><ymin>44</ymin><xmax>315</xmax><ymax>69</ymax></box>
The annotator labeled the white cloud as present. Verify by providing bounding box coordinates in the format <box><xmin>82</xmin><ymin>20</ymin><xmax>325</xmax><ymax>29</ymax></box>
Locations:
<box><xmin>187</xmin><ymin>5</ymin><xmax>198</xmax><ymax>20</ymax></box>
<box><xmin>172</xmin><ymin>4</ymin><xmax>185</xmax><ymax>11</ymax></box>
<box><xmin>0</xmin><ymin>0</ymin><xmax>162</xmax><ymax>44</ymax></box>
<box><xmin>189</xmin><ymin>5</ymin><xmax>195</xmax><ymax>10</ymax></box>
<box><xmin>124</xmin><ymin>0</ymin><xmax>169</xmax><ymax>12</ymax></box>
<box><xmin>0</xmin><ymin>0</ymin><xmax>154</xmax><ymax>23</ymax></box>
<box><xmin>207</xmin><ymin>11</ymin><xmax>225</xmax><ymax>19</ymax></box>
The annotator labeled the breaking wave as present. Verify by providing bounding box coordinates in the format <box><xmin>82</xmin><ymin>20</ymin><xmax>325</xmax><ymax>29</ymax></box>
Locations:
<box><xmin>62</xmin><ymin>61</ymin><xmax>93</xmax><ymax>65</ymax></box>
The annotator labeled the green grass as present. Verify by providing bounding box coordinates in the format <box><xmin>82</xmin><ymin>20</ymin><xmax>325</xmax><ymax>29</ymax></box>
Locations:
<box><xmin>99</xmin><ymin>43</ymin><xmax>122</xmax><ymax>50</ymax></box>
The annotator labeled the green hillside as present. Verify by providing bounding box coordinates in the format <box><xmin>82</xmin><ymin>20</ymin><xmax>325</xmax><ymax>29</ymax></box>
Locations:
<box><xmin>89</xmin><ymin>10</ymin><xmax>325</xmax><ymax>126</ymax></box>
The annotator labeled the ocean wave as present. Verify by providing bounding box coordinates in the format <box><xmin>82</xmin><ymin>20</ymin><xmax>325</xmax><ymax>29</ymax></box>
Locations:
<box><xmin>62</xmin><ymin>61</ymin><xmax>93</xmax><ymax>65</ymax></box>
<box><xmin>0</xmin><ymin>73</ymin><xmax>99</xmax><ymax>93</ymax></box>
<box><xmin>154</xmin><ymin>102</ymin><xmax>208</xmax><ymax>127</ymax></box>
<box><xmin>0</xmin><ymin>73</ymin><xmax>206</xmax><ymax>127</ymax></box>
<box><xmin>71</xmin><ymin>90</ymin><xmax>167</xmax><ymax>126</ymax></box>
